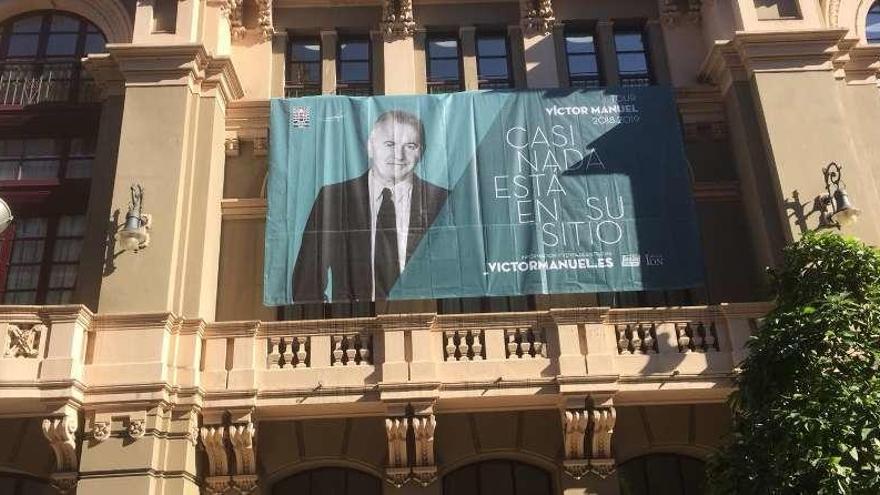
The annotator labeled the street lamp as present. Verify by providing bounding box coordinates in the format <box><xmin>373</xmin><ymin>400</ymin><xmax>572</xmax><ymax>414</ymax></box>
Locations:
<box><xmin>116</xmin><ymin>184</ymin><xmax>151</xmax><ymax>252</ymax></box>
<box><xmin>817</xmin><ymin>162</ymin><xmax>860</xmax><ymax>229</ymax></box>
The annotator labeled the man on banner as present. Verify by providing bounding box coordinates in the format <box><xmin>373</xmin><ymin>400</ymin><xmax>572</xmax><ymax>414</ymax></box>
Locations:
<box><xmin>292</xmin><ymin>110</ymin><xmax>449</xmax><ymax>302</ymax></box>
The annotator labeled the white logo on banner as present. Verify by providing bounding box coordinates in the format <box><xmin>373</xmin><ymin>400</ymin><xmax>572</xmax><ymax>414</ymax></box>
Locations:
<box><xmin>290</xmin><ymin>106</ymin><xmax>310</xmax><ymax>128</ymax></box>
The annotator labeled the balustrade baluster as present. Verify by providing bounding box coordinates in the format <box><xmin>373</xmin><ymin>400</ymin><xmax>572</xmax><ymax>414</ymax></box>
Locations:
<box><xmin>345</xmin><ymin>334</ymin><xmax>358</xmax><ymax>365</ymax></box>
<box><xmin>268</xmin><ymin>337</ymin><xmax>281</xmax><ymax>369</ymax></box>
<box><xmin>282</xmin><ymin>338</ymin><xmax>294</xmax><ymax>368</ymax></box>
<box><xmin>471</xmin><ymin>331</ymin><xmax>484</xmax><ymax>361</ymax></box>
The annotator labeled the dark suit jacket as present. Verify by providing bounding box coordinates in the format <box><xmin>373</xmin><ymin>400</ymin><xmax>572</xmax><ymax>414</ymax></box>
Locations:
<box><xmin>292</xmin><ymin>172</ymin><xmax>449</xmax><ymax>303</ymax></box>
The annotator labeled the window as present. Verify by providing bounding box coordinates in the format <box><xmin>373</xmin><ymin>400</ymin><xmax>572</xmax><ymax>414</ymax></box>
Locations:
<box><xmin>614</xmin><ymin>30</ymin><xmax>652</xmax><ymax>87</ymax></box>
<box><xmin>618</xmin><ymin>454</ymin><xmax>706</xmax><ymax>495</ymax></box>
<box><xmin>565</xmin><ymin>31</ymin><xmax>601</xmax><ymax>88</ymax></box>
<box><xmin>443</xmin><ymin>460</ymin><xmax>552</xmax><ymax>495</ymax></box>
<box><xmin>0</xmin><ymin>137</ymin><xmax>95</xmax><ymax>181</ymax></box>
<box><xmin>0</xmin><ymin>215</ymin><xmax>85</xmax><ymax>304</ymax></box>
<box><xmin>754</xmin><ymin>0</ymin><xmax>801</xmax><ymax>20</ymax></box>
<box><xmin>868</xmin><ymin>2</ymin><xmax>880</xmax><ymax>43</ymax></box>
<box><xmin>476</xmin><ymin>34</ymin><xmax>512</xmax><ymax>89</ymax></box>
<box><xmin>337</xmin><ymin>37</ymin><xmax>372</xmax><ymax>96</ymax></box>
<box><xmin>426</xmin><ymin>35</ymin><xmax>462</xmax><ymax>94</ymax></box>
<box><xmin>272</xmin><ymin>467</ymin><xmax>382</xmax><ymax>495</ymax></box>
<box><xmin>286</xmin><ymin>37</ymin><xmax>322</xmax><ymax>97</ymax></box>
<box><xmin>0</xmin><ymin>11</ymin><xmax>106</xmax><ymax>105</ymax></box>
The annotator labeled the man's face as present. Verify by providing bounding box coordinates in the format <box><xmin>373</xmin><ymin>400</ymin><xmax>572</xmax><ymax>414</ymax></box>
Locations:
<box><xmin>368</xmin><ymin>118</ymin><xmax>422</xmax><ymax>183</ymax></box>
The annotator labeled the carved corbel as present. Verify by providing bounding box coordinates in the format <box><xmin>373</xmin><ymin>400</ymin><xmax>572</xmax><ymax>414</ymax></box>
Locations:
<box><xmin>660</xmin><ymin>0</ymin><xmax>701</xmax><ymax>27</ymax></box>
<box><xmin>411</xmin><ymin>414</ymin><xmax>437</xmax><ymax>486</ymax></box>
<box><xmin>588</xmin><ymin>406</ymin><xmax>617</xmax><ymax>478</ymax></box>
<box><xmin>225</xmin><ymin>135</ymin><xmax>240</xmax><ymax>157</ymax></box>
<box><xmin>253</xmin><ymin>136</ymin><xmax>268</xmax><ymax>156</ymax></box>
<box><xmin>200</xmin><ymin>425</ymin><xmax>231</xmax><ymax>494</ymax></box>
<box><xmin>256</xmin><ymin>0</ymin><xmax>274</xmax><ymax>42</ymax></box>
<box><xmin>561</xmin><ymin>409</ymin><xmax>590</xmax><ymax>479</ymax></box>
<box><xmin>380</xmin><ymin>0</ymin><xmax>416</xmax><ymax>40</ymax></box>
<box><xmin>42</xmin><ymin>413</ymin><xmax>79</xmax><ymax>494</ymax></box>
<box><xmin>520</xmin><ymin>0</ymin><xmax>557</xmax><ymax>35</ymax></box>
<box><xmin>229</xmin><ymin>422</ymin><xmax>258</xmax><ymax>493</ymax></box>
<box><xmin>385</xmin><ymin>416</ymin><xmax>410</xmax><ymax>487</ymax></box>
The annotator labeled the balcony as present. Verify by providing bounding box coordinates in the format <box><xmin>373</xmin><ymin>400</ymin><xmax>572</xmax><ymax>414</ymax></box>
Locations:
<box><xmin>0</xmin><ymin>62</ymin><xmax>100</xmax><ymax>107</ymax></box>
<box><xmin>0</xmin><ymin>303</ymin><xmax>771</xmax><ymax>417</ymax></box>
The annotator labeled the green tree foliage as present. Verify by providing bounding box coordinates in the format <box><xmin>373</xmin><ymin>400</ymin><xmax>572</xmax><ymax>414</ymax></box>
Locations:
<box><xmin>708</xmin><ymin>232</ymin><xmax>880</xmax><ymax>494</ymax></box>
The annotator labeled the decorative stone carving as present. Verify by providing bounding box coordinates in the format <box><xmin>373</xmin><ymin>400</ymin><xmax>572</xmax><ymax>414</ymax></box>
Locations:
<box><xmin>229</xmin><ymin>422</ymin><xmax>257</xmax><ymax>476</ymax></box>
<box><xmin>232</xmin><ymin>474</ymin><xmax>259</xmax><ymax>493</ymax></box>
<box><xmin>256</xmin><ymin>0</ymin><xmax>274</xmax><ymax>42</ymax></box>
<box><xmin>4</xmin><ymin>323</ymin><xmax>45</xmax><ymax>358</ymax></box>
<box><xmin>385</xmin><ymin>416</ymin><xmax>410</xmax><ymax>486</ymax></box>
<box><xmin>201</xmin><ymin>424</ymin><xmax>231</xmax><ymax>494</ymax></box>
<box><xmin>253</xmin><ymin>137</ymin><xmax>268</xmax><ymax>157</ymax></box>
<box><xmin>128</xmin><ymin>418</ymin><xmax>146</xmax><ymax>439</ymax></box>
<box><xmin>225</xmin><ymin>137</ymin><xmax>240</xmax><ymax>157</ymax></box>
<box><xmin>93</xmin><ymin>421</ymin><xmax>111</xmax><ymax>442</ymax></box>
<box><xmin>520</xmin><ymin>0</ymin><xmax>557</xmax><ymax>35</ymax></box>
<box><xmin>42</xmin><ymin>414</ymin><xmax>79</xmax><ymax>494</ymax></box>
<box><xmin>588</xmin><ymin>406</ymin><xmax>617</xmax><ymax>477</ymax></box>
<box><xmin>380</xmin><ymin>0</ymin><xmax>416</xmax><ymax>40</ymax></box>
<box><xmin>660</xmin><ymin>0</ymin><xmax>701</xmax><ymax>27</ymax></box>
<box><xmin>186</xmin><ymin>409</ymin><xmax>200</xmax><ymax>447</ymax></box>
<box><xmin>411</xmin><ymin>414</ymin><xmax>437</xmax><ymax>485</ymax></box>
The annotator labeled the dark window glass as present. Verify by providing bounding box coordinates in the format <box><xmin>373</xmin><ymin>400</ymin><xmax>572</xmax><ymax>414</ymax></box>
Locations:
<box><xmin>271</xmin><ymin>467</ymin><xmax>382</xmax><ymax>495</ymax></box>
<box><xmin>868</xmin><ymin>3</ymin><xmax>880</xmax><ymax>43</ymax></box>
<box><xmin>426</xmin><ymin>36</ymin><xmax>461</xmax><ymax>93</ymax></box>
<box><xmin>619</xmin><ymin>454</ymin><xmax>706</xmax><ymax>495</ymax></box>
<box><xmin>0</xmin><ymin>12</ymin><xmax>107</xmax><ymax>104</ymax></box>
<box><xmin>337</xmin><ymin>37</ymin><xmax>372</xmax><ymax>95</ymax></box>
<box><xmin>565</xmin><ymin>31</ymin><xmax>601</xmax><ymax>88</ymax></box>
<box><xmin>614</xmin><ymin>31</ymin><xmax>652</xmax><ymax>86</ymax></box>
<box><xmin>286</xmin><ymin>37</ymin><xmax>321</xmax><ymax>97</ymax></box>
<box><xmin>476</xmin><ymin>34</ymin><xmax>512</xmax><ymax>89</ymax></box>
<box><xmin>0</xmin><ymin>215</ymin><xmax>85</xmax><ymax>304</ymax></box>
<box><xmin>0</xmin><ymin>137</ymin><xmax>94</xmax><ymax>181</ymax></box>
<box><xmin>443</xmin><ymin>460</ymin><xmax>552</xmax><ymax>495</ymax></box>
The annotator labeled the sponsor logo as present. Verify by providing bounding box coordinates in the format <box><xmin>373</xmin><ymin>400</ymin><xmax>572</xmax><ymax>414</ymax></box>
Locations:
<box><xmin>290</xmin><ymin>106</ymin><xmax>310</xmax><ymax>128</ymax></box>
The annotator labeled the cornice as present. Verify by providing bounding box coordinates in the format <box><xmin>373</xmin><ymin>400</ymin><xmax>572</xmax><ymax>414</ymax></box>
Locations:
<box><xmin>92</xmin><ymin>312</ymin><xmax>182</xmax><ymax>333</ymax></box>
<box><xmin>226</xmin><ymin>99</ymin><xmax>270</xmax><ymax>139</ymax></box>
<box><xmin>221</xmin><ymin>198</ymin><xmax>267</xmax><ymax>220</ymax></box>
<box><xmin>732</xmin><ymin>29</ymin><xmax>848</xmax><ymax>74</ymax></box>
<box><xmin>700</xmin><ymin>29</ymin><xmax>849</xmax><ymax>91</ymax></box>
<box><xmin>83</xmin><ymin>44</ymin><xmax>243</xmax><ymax>105</ymax></box>
<box><xmin>675</xmin><ymin>85</ymin><xmax>725</xmax><ymax>125</ymax></box>
<box><xmin>841</xmin><ymin>44</ymin><xmax>880</xmax><ymax>85</ymax></box>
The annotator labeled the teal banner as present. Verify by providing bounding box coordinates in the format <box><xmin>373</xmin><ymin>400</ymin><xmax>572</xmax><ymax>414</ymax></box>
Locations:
<box><xmin>265</xmin><ymin>88</ymin><xmax>703</xmax><ymax>305</ymax></box>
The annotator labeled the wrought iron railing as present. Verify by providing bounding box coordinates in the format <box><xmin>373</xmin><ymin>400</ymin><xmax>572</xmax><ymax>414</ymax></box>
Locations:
<box><xmin>0</xmin><ymin>62</ymin><xmax>99</xmax><ymax>106</ymax></box>
<box><xmin>427</xmin><ymin>81</ymin><xmax>462</xmax><ymax>94</ymax></box>
<box><xmin>284</xmin><ymin>85</ymin><xmax>321</xmax><ymax>98</ymax></box>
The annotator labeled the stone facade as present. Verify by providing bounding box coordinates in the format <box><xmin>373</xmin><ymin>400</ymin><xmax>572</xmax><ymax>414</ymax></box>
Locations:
<box><xmin>1</xmin><ymin>0</ymin><xmax>880</xmax><ymax>494</ymax></box>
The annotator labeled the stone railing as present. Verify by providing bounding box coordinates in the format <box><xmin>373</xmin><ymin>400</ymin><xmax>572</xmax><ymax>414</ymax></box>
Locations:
<box><xmin>0</xmin><ymin>302</ymin><xmax>772</xmax><ymax>415</ymax></box>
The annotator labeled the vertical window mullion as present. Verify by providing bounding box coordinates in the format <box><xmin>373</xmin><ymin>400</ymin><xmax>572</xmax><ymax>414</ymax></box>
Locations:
<box><xmin>35</xmin><ymin>215</ymin><xmax>59</xmax><ymax>303</ymax></box>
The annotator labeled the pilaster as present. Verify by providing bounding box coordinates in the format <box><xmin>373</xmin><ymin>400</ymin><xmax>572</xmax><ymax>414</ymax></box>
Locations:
<box><xmin>320</xmin><ymin>30</ymin><xmax>337</xmax><ymax>94</ymax></box>
<box><xmin>596</xmin><ymin>21</ymin><xmax>619</xmax><ymax>86</ymax></box>
<box><xmin>84</xmin><ymin>45</ymin><xmax>243</xmax><ymax>319</ymax></box>
<box><xmin>460</xmin><ymin>27</ymin><xmax>479</xmax><ymax>91</ymax></box>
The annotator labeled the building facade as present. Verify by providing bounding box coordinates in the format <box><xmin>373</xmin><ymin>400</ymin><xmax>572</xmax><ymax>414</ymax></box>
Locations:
<box><xmin>0</xmin><ymin>0</ymin><xmax>878</xmax><ymax>493</ymax></box>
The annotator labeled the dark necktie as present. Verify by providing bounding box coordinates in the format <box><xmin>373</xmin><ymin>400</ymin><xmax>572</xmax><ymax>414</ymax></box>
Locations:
<box><xmin>374</xmin><ymin>187</ymin><xmax>399</xmax><ymax>299</ymax></box>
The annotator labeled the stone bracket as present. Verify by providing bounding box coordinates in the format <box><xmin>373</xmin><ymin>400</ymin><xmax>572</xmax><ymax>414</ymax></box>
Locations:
<box><xmin>42</xmin><ymin>408</ymin><xmax>79</xmax><ymax>494</ymax></box>
<box><xmin>200</xmin><ymin>411</ymin><xmax>257</xmax><ymax>494</ymax></box>
<box><xmin>561</xmin><ymin>401</ymin><xmax>617</xmax><ymax>479</ymax></box>
<box><xmin>384</xmin><ymin>406</ymin><xmax>437</xmax><ymax>486</ymax></box>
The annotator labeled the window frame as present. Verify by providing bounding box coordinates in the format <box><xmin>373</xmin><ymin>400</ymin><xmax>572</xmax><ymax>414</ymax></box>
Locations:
<box><xmin>0</xmin><ymin>10</ymin><xmax>106</xmax><ymax>106</ymax></box>
<box><xmin>563</xmin><ymin>26</ymin><xmax>603</xmax><ymax>88</ymax></box>
<box><xmin>475</xmin><ymin>31</ymin><xmax>513</xmax><ymax>90</ymax></box>
<box><xmin>425</xmin><ymin>33</ymin><xmax>463</xmax><ymax>94</ymax></box>
<box><xmin>336</xmin><ymin>35</ymin><xmax>373</xmax><ymax>96</ymax></box>
<box><xmin>285</xmin><ymin>34</ymin><xmax>323</xmax><ymax>97</ymax></box>
<box><xmin>613</xmin><ymin>27</ymin><xmax>654</xmax><ymax>87</ymax></box>
<box><xmin>868</xmin><ymin>2</ymin><xmax>880</xmax><ymax>44</ymax></box>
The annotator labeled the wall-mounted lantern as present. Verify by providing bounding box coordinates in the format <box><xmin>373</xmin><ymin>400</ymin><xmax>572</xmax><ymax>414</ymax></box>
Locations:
<box><xmin>116</xmin><ymin>184</ymin><xmax>151</xmax><ymax>252</ymax></box>
<box><xmin>816</xmin><ymin>162</ymin><xmax>860</xmax><ymax>229</ymax></box>
<box><xmin>0</xmin><ymin>197</ymin><xmax>13</xmax><ymax>234</ymax></box>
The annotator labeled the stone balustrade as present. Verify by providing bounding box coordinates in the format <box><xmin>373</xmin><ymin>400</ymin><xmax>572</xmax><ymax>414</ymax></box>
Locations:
<box><xmin>0</xmin><ymin>302</ymin><xmax>773</xmax><ymax>416</ymax></box>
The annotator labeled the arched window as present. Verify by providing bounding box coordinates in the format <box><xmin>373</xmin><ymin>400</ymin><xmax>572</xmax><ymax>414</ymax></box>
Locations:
<box><xmin>618</xmin><ymin>454</ymin><xmax>706</xmax><ymax>495</ymax></box>
<box><xmin>443</xmin><ymin>460</ymin><xmax>553</xmax><ymax>495</ymax></box>
<box><xmin>868</xmin><ymin>2</ymin><xmax>880</xmax><ymax>43</ymax></box>
<box><xmin>0</xmin><ymin>11</ymin><xmax>107</xmax><ymax>305</ymax></box>
<box><xmin>271</xmin><ymin>467</ymin><xmax>382</xmax><ymax>494</ymax></box>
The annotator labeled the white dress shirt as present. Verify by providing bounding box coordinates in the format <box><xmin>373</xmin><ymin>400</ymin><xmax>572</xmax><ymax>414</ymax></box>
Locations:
<box><xmin>369</xmin><ymin>170</ymin><xmax>413</xmax><ymax>297</ymax></box>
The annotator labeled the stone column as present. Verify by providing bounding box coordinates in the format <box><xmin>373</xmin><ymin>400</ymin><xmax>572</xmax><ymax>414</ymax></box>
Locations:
<box><xmin>520</xmin><ymin>23</ymin><xmax>561</xmax><ymax>89</ymax></box>
<box><xmin>460</xmin><ymin>26</ymin><xmax>479</xmax><ymax>91</ymax></box>
<box><xmin>596</xmin><ymin>20</ymin><xmax>619</xmax><ymax>86</ymax></box>
<box><xmin>320</xmin><ymin>30</ymin><xmax>337</xmax><ymax>94</ymax></box>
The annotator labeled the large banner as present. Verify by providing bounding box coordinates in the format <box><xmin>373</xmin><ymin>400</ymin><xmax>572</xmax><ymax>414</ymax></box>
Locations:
<box><xmin>265</xmin><ymin>88</ymin><xmax>704</xmax><ymax>305</ymax></box>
